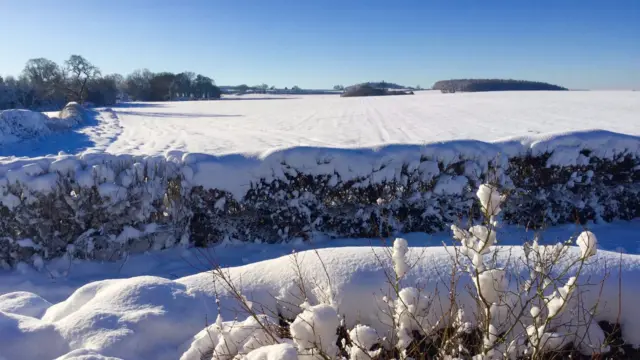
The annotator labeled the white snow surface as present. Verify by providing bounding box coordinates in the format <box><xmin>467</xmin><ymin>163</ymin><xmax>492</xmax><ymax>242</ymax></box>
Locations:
<box><xmin>0</xmin><ymin>291</ymin><xmax>51</xmax><ymax>318</ymax></box>
<box><xmin>0</xmin><ymin>222</ymin><xmax>639</xmax><ymax>359</ymax></box>
<box><xmin>54</xmin><ymin>349</ymin><xmax>123</xmax><ymax>360</ymax></box>
<box><xmin>1</xmin><ymin>91</ymin><xmax>639</xmax><ymax>161</ymax></box>
<box><xmin>93</xmin><ymin>91</ymin><xmax>640</xmax><ymax>156</ymax></box>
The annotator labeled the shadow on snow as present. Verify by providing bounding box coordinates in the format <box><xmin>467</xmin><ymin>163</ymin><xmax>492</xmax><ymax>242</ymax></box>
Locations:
<box><xmin>114</xmin><ymin>111</ymin><xmax>243</xmax><ymax>118</ymax></box>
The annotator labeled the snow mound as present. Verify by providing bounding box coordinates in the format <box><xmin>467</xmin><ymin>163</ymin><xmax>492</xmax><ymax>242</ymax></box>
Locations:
<box><xmin>0</xmin><ymin>291</ymin><xmax>52</xmax><ymax>318</ymax></box>
<box><xmin>49</xmin><ymin>102</ymin><xmax>86</xmax><ymax>130</ymax></box>
<box><xmin>54</xmin><ymin>349</ymin><xmax>123</xmax><ymax>360</ymax></box>
<box><xmin>0</xmin><ymin>311</ymin><xmax>69</xmax><ymax>360</ymax></box>
<box><xmin>0</xmin><ymin>109</ymin><xmax>52</xmax><ymax>145</ymax></box>
<box><xmin>42</xmin><ymin>276</ymin><xmax>213</xmax><ymax>360</ymax></box>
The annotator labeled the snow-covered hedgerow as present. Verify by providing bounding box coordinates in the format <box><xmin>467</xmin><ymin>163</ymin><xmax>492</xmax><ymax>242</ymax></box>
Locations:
<box><xmin>0</xmin><ymin>130</ymin><xmax>639</xmax><ymax>266</ymax></box>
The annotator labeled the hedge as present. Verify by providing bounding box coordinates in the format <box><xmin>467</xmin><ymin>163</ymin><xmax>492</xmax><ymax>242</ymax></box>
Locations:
<box><xmin>0</xmin><ymin>130</ymin><xmax>638</xmax><ymax>267</ymax></box>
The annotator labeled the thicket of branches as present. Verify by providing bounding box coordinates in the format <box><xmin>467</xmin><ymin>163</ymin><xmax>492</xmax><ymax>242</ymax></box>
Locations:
<box><xmin>0</xmin><ymin>56</ymin><xmax>221</xmax><ymax>110</ymax></box>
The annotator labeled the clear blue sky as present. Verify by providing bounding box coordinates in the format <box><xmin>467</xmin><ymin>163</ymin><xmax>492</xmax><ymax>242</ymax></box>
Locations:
<box><xmin>1</xmin><ymin>0</ymin><xmax>638</xmax><ymax>89</ymax></box>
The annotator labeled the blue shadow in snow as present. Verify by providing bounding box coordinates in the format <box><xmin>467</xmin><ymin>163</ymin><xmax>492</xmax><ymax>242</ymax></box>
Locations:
<box><xmin>220</xmin><ymin>97</ymin><xmax>300</xmax><ymax>101</ymax></box>
<box><xmin>111</xmin><ymin>102</ymin><xmax>167</xmax><ymax>109</ymax></box>
<box><xmin>115</xmin><ymin>111</ymin><xmax>242</xmax><ymax>118</ymax></box>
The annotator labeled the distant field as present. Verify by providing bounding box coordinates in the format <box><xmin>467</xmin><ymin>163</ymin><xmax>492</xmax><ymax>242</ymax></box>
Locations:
<box><xmin>3</xmin><ymin>90</ymin><xmax>640</xmax><ymax>159</ymax></box>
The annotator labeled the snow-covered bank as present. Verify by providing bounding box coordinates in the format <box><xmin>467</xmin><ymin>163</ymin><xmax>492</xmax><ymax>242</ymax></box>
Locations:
<box><xmin>0</xmin><ymin>129</ymin><xmax>638</xmax><ymax>266</ymax></box>
<box><xmin>0</xmin><ymin>244</ymin><xmax>638</xmax><ymax>360</ymax></box>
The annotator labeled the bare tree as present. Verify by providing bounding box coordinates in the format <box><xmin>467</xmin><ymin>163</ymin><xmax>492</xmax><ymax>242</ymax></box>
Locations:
<box><xmin>64</xmin><ymin>55</ymin><xmax>101</xmax><ymax>104</ymax></box>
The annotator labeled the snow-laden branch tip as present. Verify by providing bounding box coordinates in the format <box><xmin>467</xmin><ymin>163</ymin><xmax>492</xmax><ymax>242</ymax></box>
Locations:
<box><xmin>290</xmin><ymin>303</ymin><xmax>340</xmax><ymax>357</ymax></box>
<box><xmin>476</xmin><ymin>184</ymin><xmax>505</xmax><ymax>217</ymax></box>
<box><xmin>347</xmin><ymin>324</ymin><xmax>381</xmax><ymax>360</ymax></box>
<box><xmin>392</xmin><ymin>237</ymin><xmax>409</xmax><ymax>279</ymax></box>
<box><xmin>576</xmin><ymin>231</ymin><xmax>598</xmax><ymax>258</ymax></box>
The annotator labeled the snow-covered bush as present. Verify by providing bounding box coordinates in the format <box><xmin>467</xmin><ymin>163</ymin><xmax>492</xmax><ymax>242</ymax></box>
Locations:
<box><xmin>0</xmin><ymin>109</ymin><xmax>53</xmax><ymax>145</ymax></box>
<box><xmin>180</xmin><ymin>183</ymin><xmax>618</xmax><ymax>359</ymax></box>
<box><xmin>48</xmin><ymin>102</ymin><xmax>86</xmax><ymax>130</ymax></box>
<box><xmin>0</xmin><ymin>102</ymin><xmax>88</xmax><ymax>146</ymax></box>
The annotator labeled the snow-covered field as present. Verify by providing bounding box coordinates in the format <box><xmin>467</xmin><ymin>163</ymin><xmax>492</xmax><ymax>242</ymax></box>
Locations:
<box><xmin>2</xmin><ymin>91</ymin><xmax>640</xmax><ymax>159</ymax></box>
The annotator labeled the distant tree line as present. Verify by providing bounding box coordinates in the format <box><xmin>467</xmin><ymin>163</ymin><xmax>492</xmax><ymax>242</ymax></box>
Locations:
<box><xmin>0</xmin><ymin>56</ymin><xmax>221</xmax><ymax>111</ymax></box>
<box><xmin>223</xmin><ymin>84</ymin><xmax>307</xmax><ymax>94</ymax></box>
<box><xmin>432</xmin><ymin>79</ymin><xmax>567</xmax><ymax>93</ymax></box>
<box><xmin>125</xmin><ymin>70</ymin><xmax>220</xmax><ymax>101</ymax></box>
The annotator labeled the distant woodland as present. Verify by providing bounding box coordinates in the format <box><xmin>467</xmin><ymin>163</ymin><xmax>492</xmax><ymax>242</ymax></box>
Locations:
<box><xmin>432</xmin><ymin>79</ymin><xmax>568</xmax><ymax>93</ymax></box>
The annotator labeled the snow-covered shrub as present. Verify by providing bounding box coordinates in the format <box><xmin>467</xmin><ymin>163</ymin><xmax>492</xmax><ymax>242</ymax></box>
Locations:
<box><xmin>0</xmin><ymin>157</ymin><xmax>189</xmax><ymax>266</ymax></box>
<box><xmin>180</xmin><ymin>314</ymin><xmax>283</xmax><ymax>360</ymax></box>
<box><xmin>48</xmin><ymin>102</ymin><xmax>86</xmax><ymax>130</ymax></box>
<box><xmin>0</xmin><ymin>102</ymin><xmax>90</xmax><ymax>146</ymax></box>
<box><xmin>180</xmin><ymin>183</ymin><xmax>617</xmax><ymax>359</ymax></box>
<box><xmin>0</xmin><ymin>109</ymin><xmax>52</xmax><ymax>145</ymax></box>
<box><xmin>290</xmin><ymin>303</ymin><xmax>340</xmax><ymax>358</ymax></box>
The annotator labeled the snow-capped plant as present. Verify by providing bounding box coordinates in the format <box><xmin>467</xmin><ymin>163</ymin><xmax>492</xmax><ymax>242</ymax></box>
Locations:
<box><xmin>290</xmin><ymin>302</ymin><xmax>340</xmax><ymax>358</ymax></box>
<box><xmin>392</xmin><ymin>237</ymin><xmax>409</xmax><ymax>279</ymax></box>
<box><xmin>576</xmin><ymin>230</ymin><xmax>598</xmax><ymax>259</ymax></box>
<box><xmin>347</xmin><ymin>324</ymin><xmax>381</xmax><ymax>360</ymax></box>
<box><xmin>476</xmin><ymin>184</ymin><xmax>504</xmax><ymax>218</ymax></box>
<box><xmin>180</xmin><ymin>314</ymin><xmax>282</xmax><ymax>360</ymax></box>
